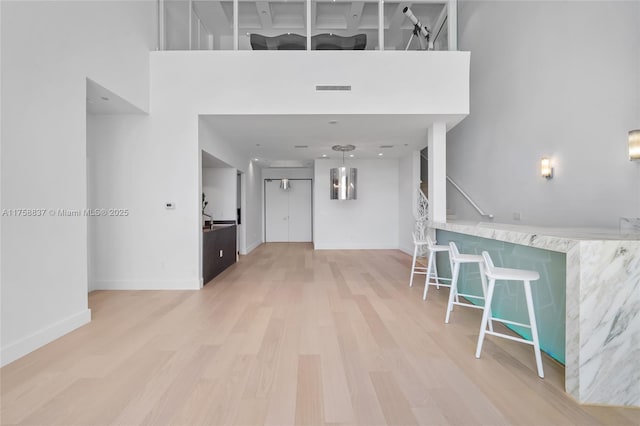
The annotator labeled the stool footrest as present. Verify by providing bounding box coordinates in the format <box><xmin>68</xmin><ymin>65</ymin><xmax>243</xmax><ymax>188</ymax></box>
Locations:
<box><xmin>457</xmin><ymin>292</ymin><xmax>484</xmax><ymax>301</ymax></box>
<box><xmin>427</xmin><ymin>277</ymin><xmax>452</xmax><ymax>282</ymax></box>
<box><xmin>452</xmin><ymin>301</ymin><xmax>484</xmax><ymax>310</ymax></box>
<box><xmin>484</xmin><ymin>330</ymin><xmax>534</xmax><ymax>346</ymax></box>
<box><xmin>428</xmin><ymin>283</ymin><xmax>451</xmax><ymax>288</ymax></box>
<box><xmin>490</xmin><ymin>317</ymin><xmax>532</xmax><ymax>328</ymax></box>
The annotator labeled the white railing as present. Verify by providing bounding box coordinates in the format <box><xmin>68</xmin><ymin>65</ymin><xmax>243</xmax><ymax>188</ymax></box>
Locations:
<box><xmin>415</xmin><ymin>187</ymin><xmax>429</xmax><ymax>240</ymax></box>
<box><xmin>159</xmin><ymin>0</ymin><xmax>458</xmax><ymax>52</ymax></box>
<box><xmin>446</xmin><ymin>176</ymin><xmax>493</xmax><ymax>219</ymax></box>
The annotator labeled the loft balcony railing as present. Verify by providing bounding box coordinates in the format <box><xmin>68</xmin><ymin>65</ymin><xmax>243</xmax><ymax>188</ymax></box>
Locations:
<box><xmin>157</xmin><ymin>0</ymin><xmax>457</xmax><ymax>51</ymax></box>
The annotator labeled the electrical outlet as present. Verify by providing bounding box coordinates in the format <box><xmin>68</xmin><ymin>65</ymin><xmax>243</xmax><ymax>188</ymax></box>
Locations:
<box><xmin>513</xmin><ymin>212</ymin><xmax>521</xmax><ymax>221</ymax></box>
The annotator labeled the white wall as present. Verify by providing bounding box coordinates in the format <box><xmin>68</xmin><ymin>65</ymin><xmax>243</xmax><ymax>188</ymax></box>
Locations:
<box><xmin>87</xmin><ymin>114</ymin><xmax>170</xmax><ymax>291</ymax></box>
<box><xmin>244</xmin><ymin>161</ymin><xmax>263</xmax><ymax>253</ymax></box>
<box><xmin>314</xmin><ymin>159</ymin><xmax>399</xmax><ymax>249</ymax></box>
<box><xmin>1</xmin><ymin>1</ymin><xmax>154</xmax><ymax>366</ymax></box>
<box><xmin>202</xmin><ymin>168</ymin><xmax>237</xmax><ymax>221</ymax></box>
<box><xmin>447</xmin><ymin>1</ymin><xmax>640</xmax><ymax>228</ymax></box>
<box><xmin>398</xmin><ymin>151</ymin><xmax>421</xmax><ymax>255</ymax></box>
<box><xmin>262</xmin><ymin>168</ymin><xmax>314</xmax><ymax>180</ymax></box>
<box><xmin>146</xmin><ymin>50</ymin><xmax>469</xmax><ymax>289</ymax></box>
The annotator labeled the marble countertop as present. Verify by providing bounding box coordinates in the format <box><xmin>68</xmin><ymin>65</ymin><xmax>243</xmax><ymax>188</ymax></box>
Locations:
<box><xmin>430</xmin><ymin>220</ymin><xmax>640</xmax><ymax>253</ymax></box>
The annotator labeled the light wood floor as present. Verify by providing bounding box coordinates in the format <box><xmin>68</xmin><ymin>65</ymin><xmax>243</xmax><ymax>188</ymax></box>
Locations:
<box><xmin>1</xmin><ymin>243</ymin><xmax>638</xmax><ymax>426</ymax></box>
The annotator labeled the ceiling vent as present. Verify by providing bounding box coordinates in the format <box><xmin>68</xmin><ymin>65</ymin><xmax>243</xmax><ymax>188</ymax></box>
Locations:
<box><xmin>294</xmin><ymin>145</ymin><xmax>309</xmax><ymax>148</ymax></box>
<box><xmin>315</xmin><ymin>85</ymin><xmax>352</xmax><ymax>91</ymax></box>
<box><xmin>379</xmin><ymin>145</ymin><xmax>394</xmax><ymax>149</ymax></box>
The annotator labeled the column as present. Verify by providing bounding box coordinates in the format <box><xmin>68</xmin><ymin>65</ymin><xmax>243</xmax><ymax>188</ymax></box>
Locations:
<box><xmin>428</xmin><ymin>122</ymin><xmax>447</xmax><ymax>223</ymax></box>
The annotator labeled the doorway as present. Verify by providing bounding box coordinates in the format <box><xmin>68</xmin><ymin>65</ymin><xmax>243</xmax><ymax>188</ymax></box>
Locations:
<box><xmin>264</xmin><ymin>178</ymin><xmax>312</xmax><ymax>242</ymax></box>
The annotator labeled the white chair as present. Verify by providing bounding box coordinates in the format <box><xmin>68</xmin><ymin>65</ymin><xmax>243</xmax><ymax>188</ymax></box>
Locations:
<box><xmin>475</xmin><ymin>251</ymin><xmax>544</xmax><ymax>378</ymax></box>
<box><xmin>422</xmin><ymin>235</ymin><xmax>452</xmax><ymax>300</ymax></box>
<box><xmin>444</xmin><ymin>242</ymin><xmax>492</xmax><ymax>330</ymax></box>
<box><xmin>409</xmin><ymin>232</ymin><xmax>429</xmax><ymax>288</ymax></box>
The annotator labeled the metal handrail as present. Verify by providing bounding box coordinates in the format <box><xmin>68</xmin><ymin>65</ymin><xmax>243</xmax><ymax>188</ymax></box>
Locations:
<box><xmin>446</xmin><ymin>176</ymin><xmax>493</xmax><ymax>219</ymax></box>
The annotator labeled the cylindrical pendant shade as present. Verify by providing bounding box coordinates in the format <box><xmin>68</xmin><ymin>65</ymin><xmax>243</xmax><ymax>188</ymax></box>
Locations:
<box><xmin>330</xmin><ymin>166</ymin><xmax>357</xmax><ymax>200</ymax></box>
<box><xmin>280</xmin><ymin>178</ymin><xmax>291</xmax><ymax>190</ymax></box>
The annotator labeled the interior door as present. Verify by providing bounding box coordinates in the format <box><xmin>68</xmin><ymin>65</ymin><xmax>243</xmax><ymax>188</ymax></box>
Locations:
<box><xmin>287</xmin><ymin>180</ymin><xmax>312</xmax><ymax>242</ymax></box>
<box><xmin>265</xmin><ymin>180</ymin><xmax>289</xmax><ymax>242</ymax></box>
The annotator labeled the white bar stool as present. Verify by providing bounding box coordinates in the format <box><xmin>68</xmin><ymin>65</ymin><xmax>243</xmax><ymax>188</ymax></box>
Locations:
<box><xmin>444</xmin><ymin>242</ymin><xmax>492</xmax><ymax>329</ymax></box>
<box><xmin>422</xmin><ymin>235</ymin><xmax>452</xmax><ymax>300</ymax></box>
<box><xmin>409</xmin><ymin>232</ymin><xmax>429</xmax><ymax>288</ymax></box>
<box><xmin>475</xmin><ymin>251</ymin><xmax>544</xmax><ymax>378</ymax></box>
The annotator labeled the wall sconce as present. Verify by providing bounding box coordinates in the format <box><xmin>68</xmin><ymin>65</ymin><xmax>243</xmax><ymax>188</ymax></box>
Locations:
<box><xmin>541</xmin><ymin>157</ymin><xmax>553</xmax><ymax>179</ymax></box>
<box><xmin>629</xmin><ymin>129</ymin><xmax>640</xmax><ymax>161</ymax></box>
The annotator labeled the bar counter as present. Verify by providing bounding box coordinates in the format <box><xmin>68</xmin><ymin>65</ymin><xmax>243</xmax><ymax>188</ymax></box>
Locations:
<box><xmin>429</xmin><ymin>220</ymin><xmax>640</xmax><ymax>407</ymax></box>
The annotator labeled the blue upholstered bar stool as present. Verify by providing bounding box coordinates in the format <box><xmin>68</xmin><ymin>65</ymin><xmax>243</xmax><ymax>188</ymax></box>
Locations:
<box><xmin>476</xmin><ymin>251</ymin><xmax>544</xmax><ymax>378</ymax></box>
<box><xmin>444</xmin><ymin>242</ymin><xmax>492</xmax><ymax>330</ymax></box>
<box><xmin>422</xmin><ymin>236</ymin><xmax>452</xmax><ymax>300</ymax></box>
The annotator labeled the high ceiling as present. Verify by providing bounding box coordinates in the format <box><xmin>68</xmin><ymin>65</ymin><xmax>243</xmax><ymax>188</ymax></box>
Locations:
<box><xmin>165</xmin><ymin>0</ymin><xmax>448</xmax><ymax>50</ymax></box>
<box><xmin>200</xmin><ymin>114</ymin><xmax>461</xmax><ymax>166</ymax></box>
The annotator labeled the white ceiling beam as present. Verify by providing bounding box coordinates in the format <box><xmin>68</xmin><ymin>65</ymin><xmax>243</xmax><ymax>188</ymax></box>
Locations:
<box><xmin>386</xmin><ymin>2</ymin><xmax>408</xmax><ymax>49</ymax></box>
<box><xmin>432</xmin><ymin>4</ymin><xmax>447</xmax><ymax>35</ymax></box>
<box><xmin>347</xmin><ymin>2</ymin><xmax>365</xmax><ymax>32</ymax></box>
<box><xmin>256</xmin><ymin>1</ymin><xmax>273</xmax><ymax>32</ymax></box>
<box><xmin>311</xmin><ymin>0</ymin><xmax>317</xmax><ymax>32</ymax></box>
<box><xmin>194</xmin><ymin>1</ymin><xmax>233</xmax><ymax>35</ymax></box>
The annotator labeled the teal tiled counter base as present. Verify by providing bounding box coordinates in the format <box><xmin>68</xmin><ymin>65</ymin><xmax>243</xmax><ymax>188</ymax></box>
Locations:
<box><xmin>436</xmin><ymin>230</ymin><xmax>566</xmax><ymax>364</ymax></box>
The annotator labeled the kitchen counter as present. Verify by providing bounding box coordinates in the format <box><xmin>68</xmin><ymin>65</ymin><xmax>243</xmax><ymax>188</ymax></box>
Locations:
<box><xmin>429</xmin><ymin>220</ymin><xmax>640</xmax><ymax>407</ymax></box>
<box><xmin>203</xmin><ymin>224</ymin><xmax>235</xmax><ymax>232</ymax></box>
<box><xmin>203</xmin><ymin>223</ymin><xmax>237</xmax><ymax>284</ymax></box>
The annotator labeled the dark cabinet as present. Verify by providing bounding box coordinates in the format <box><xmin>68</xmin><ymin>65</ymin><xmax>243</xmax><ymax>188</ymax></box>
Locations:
<box><xmin>203</xmin><ymin>224</ymin><xmax>237</xmax><ymax>284</ymax></box>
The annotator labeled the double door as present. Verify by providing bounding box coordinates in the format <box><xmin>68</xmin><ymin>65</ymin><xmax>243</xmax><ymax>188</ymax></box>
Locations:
<box><xmin>265</xmin><ymin>179</ymin><xmax>312</xmax><ymax>242</ymax></box>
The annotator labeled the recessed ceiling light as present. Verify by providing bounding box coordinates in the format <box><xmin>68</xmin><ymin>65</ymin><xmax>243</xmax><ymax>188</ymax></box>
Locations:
<box><xmin>100</xmin><ymin>96</ymin><xmax>109</xmax><ymax>101</ymax></box>
<box><xmin>253</xmin><ymin>158</ymin><xmax>259</xmax><ymax>161</ymax></box>
<box><xmin>328</xmin><ymin>120</ymin><xmax>338</xmax><ymax>125</ymax></box>
<box><xmin>378</xmin><ymin>153</ymin><xmax>383</xmax><ymax>156</ymax></box>
<box><xmin>322</xmin><ymin>154</ymin><xmax>328</xmax><ymax>158</ymax></box>
<box><xmin>349</xmin><ymin>154</ymin><xmax>354</xmax><ymax>158</ymax></box>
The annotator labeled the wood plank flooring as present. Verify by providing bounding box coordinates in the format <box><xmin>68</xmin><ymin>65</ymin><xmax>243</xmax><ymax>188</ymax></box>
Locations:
<box><xmin>1</xmin><ymin>243</ymin><xmax>639</xmax><ymax>425</ymax></box>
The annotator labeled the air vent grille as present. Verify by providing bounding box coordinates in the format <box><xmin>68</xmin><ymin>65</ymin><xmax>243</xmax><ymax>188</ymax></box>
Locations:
<box><xmin>294</xmin><ymin>145</ymin><xmax>309</xmax><ymax>148</ymax></box>
<box><xmin>380</xmin><ymin>145</ymin><xmax>394</xmax><ymax>149</ymax></box>
<box><xmin>315</xmin><ymin>85</ymin><xmax>352</xmax><ymax>91</ymax></box>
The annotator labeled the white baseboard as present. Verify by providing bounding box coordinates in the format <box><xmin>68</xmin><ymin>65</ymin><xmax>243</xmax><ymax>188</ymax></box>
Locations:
<box><xmin>92</xmin><ymin>279</ymin><xmax>201</xmax><ymax>290</ymax></box>
<box><xmin>313</xmin><ymin>242</ymin><xmax>398</xmax><ymax>250</ymax></box>
<box><xmin>399</xmin><ymin>244</ymin><xmax>414</xmax><ymax>256</ymax></box>
<box><xmin>1</xmin><ymin>308</ymin><xmax>91</xmax><ymax>367</ymax></box>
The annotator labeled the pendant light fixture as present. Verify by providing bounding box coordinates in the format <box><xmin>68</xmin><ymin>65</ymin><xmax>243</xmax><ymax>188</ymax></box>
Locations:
<box><xmin>330</xmin><ymin>145</ymin><xmax>357</xmax><ymax>200</ymax></box>
<box><xmin>280</xmin><ymin>178</ymin><xmax>291</xmax><ymax>191</ymax></box>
